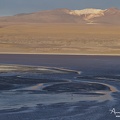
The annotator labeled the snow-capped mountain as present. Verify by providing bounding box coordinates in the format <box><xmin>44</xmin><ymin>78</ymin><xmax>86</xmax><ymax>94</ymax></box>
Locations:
<box><xmin>68</xmin><ymin>8</ymin><xmax>107</xmax><ymax>22</ymax></box>
<box><xmin>0</xmin><ymin>8</ymin><xmax>120</xmax><ymax>24</ymax></box>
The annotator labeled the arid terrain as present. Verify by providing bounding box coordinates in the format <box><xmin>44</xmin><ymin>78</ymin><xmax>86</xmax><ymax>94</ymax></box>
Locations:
<box><xmin>0</xmin><ymin>22</ymin><xmax>120</xmax><ymax>55</ymax></box>
<box><xmin>0</xmin><ymin>8</ymin><xmax>120</xmax><ymax>55</ymax></box>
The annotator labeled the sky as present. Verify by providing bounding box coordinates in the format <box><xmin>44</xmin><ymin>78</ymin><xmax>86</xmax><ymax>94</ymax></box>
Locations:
<box><xmin>0</xmin><ymin>0</ymin><xmax>120</xmax><ymax>16</ymax></box>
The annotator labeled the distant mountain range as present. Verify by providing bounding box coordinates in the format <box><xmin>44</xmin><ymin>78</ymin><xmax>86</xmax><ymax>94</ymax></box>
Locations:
<box><xmin>0</xmin><ymin>8</ymin><xmax>120</xmax><ymax>24</ymax></box>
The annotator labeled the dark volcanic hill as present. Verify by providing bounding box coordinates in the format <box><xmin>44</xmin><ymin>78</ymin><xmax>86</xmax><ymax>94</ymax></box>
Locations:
<box><xmin>0</xmin><ymin>8</ymin><xmax>120</xmax><ymax>24</ymax></box>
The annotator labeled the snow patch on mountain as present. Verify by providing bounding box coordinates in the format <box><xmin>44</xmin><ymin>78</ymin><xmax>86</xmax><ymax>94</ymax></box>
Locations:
<box><xmin>68</xmin><ymin>8</ymin><xmax>107</xmax><ymax>23</ymax></box>
<box><xmin>69</xmin><ymin>8</ymin><xmax>106</xmax><ymax>16</ymax></box>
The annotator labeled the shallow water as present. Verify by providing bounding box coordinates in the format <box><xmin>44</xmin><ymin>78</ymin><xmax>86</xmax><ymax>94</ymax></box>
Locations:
<box><xmin>0</xmin><ymin>54</ymin><xmax>120</xmax><ymax>120</ymax></box>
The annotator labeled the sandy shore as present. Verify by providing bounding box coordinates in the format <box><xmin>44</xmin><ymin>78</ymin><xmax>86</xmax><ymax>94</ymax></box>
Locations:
<box><xmin>0</xmin><ymin>52</ymin><xmax>120</xmax><ymax>56</ymax></box>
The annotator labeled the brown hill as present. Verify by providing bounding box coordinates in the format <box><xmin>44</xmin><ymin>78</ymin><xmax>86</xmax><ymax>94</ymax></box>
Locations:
<box><xmin>0</xmin><ymin>8</ymin><xmax>120</xmax><ymax>24</ymax></box>
<box><xmin>0</xmin><ymin>9</ymin><xmax>85</xmax><ymax>23</ymax></box>
<box><xmin>91</xmin><ymin>8</ymin><xmax>120</xmax><ymax>24</ymax></box>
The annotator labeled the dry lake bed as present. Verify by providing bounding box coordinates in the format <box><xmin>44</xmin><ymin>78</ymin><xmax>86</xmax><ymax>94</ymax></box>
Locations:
<box><xmin>0</xmin><ymin>54</ymin><xmax>120</xmax><ymax>120</ymax></box>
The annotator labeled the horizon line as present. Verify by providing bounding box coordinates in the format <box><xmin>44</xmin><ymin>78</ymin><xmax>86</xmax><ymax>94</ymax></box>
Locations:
<box><xmin>0</xmin><ymin>7</ymin><xmax>119</xmax><ymax>17</ymax></box>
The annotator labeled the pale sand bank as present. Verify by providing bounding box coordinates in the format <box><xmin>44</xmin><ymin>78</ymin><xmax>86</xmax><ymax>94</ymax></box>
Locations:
<box><xmin>0</xmin><ymin>52</ymin><xmax>120</xmax><ymax>56</ymax></box>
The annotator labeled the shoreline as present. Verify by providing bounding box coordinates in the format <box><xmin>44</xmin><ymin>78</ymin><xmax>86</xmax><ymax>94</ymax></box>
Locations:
<box><xmin>0</xmin><ymin>52</ymin><xmax>120</xmax><ymax>56</ymax></box>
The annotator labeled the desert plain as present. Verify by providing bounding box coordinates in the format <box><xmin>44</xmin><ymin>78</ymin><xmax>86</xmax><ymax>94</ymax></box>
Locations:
<box><xmin>0</xmin><ymin>22</ymin><xmax>120</xmax><ymax>55</ymax></box>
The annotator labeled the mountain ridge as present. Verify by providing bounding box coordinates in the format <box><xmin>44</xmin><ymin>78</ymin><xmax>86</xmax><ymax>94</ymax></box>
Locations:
<box><xmin>0</xmin><ymin>8</ymin><xmax>120</xmax><ymax>24</ymax></box>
